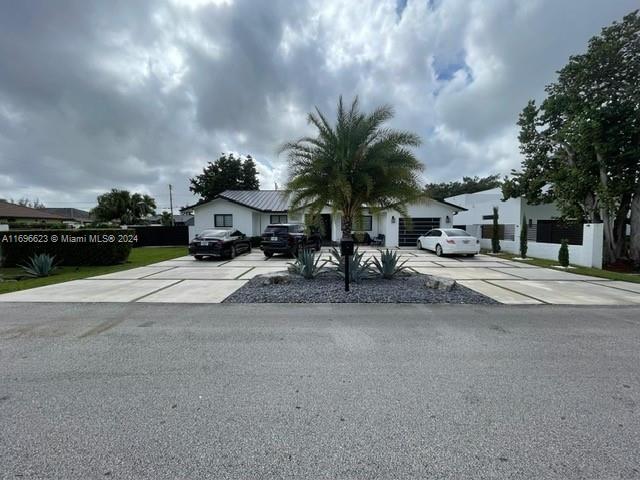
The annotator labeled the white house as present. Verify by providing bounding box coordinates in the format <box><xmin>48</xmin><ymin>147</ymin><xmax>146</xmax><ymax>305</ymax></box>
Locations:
<box><xmin>185</xmin><ymin>190</ymin><xmax>466</xmax><ymax>248</ymax></box>
<box><xmin>445</xmin><ymin>188</ymin><xmax>603</xmax><ymax>268</ymax></box>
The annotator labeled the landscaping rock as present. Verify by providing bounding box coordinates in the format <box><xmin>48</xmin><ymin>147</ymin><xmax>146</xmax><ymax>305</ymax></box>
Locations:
<box><xmin>255</xmin><ymin>271</ymin><xmax>291</xmax><ymax>286</ymax></box>
<box><xmin>424</xmin><ymin>275</ymin><xmax>457</xmax><ymax>292</ymax></box>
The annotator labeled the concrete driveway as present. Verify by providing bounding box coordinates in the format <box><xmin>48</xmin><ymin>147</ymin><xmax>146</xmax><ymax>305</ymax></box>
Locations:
<box><xmin>1</xmin><ymin>248</ymin><xmax>639</xmax><ymax>305</ymax></box>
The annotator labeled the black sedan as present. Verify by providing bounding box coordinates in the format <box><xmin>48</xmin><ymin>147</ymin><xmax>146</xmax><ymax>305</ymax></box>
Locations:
<box><xmin>189</xmin><ymin>229</ymin><xmax>251</xmax><ymax>260</ymax></box>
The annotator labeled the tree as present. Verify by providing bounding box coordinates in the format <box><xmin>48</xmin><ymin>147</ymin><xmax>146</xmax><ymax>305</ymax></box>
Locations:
<box><xmin>160</xmin><ymin>211</ymin><xmax>173</xmax><ymax>226</ymax></box>
<box><xmin>11</xmin><ymin>197</ymin><xmax>45</xmax><ymax>209</ymax></box>
<box><xmin>281</xmin><ymin>96</ymin><xmax>424</xmax><ymax>237</ymax></box>
<box><xmin>558</xmin><ymin>239</ymin><xmax>570</xmax><ymax>267</ymax></box>
<box><xmin>520</xmin><ymin>215</ymin><xmax>528</xmax><ymax>259</ymax></box>
<box><xmin>189</xmin><ymin>153</ymin><xmax>260</xmax><ymax>201</ymax></box>
<box><xmin>491</xmin><ymin>206</ymin><xmax>501</xmax><ymax>253</ymax></box>
<box><xmin>91</xmin><ymin>189</ymin><xmax>156</xmax><ymax>224</ymax></box>
<box><xmin>503</xmin><ymin>11</ymin><xmax>640</xmax><ymax>266</ymax></box>
<box><xmin>425</xmin><ymin>174</ymin><xmax>501</xmax><ymax>200</ymax></box>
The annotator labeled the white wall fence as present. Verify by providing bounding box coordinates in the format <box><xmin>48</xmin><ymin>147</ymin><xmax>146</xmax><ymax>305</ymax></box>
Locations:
<box><xmin>471</xmin><ymin>223</ymin><xmax>603</xmax><ymax>269</ymax></box>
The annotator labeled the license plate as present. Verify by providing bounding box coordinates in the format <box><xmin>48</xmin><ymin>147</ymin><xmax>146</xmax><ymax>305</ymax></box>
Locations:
<box><xmin>200</xmin><ymin>241</ymin><xmax>209</xmax><ymax>246</ymax></box>
<box><xmin>463</xmin><ymin>240</ymin><xmax>470</xmax><ymax>244</ymax></box>
<box><xmin>270</xmin><ymin>237</ymin><xmax>278</xmax><ymax>241</ymax></box>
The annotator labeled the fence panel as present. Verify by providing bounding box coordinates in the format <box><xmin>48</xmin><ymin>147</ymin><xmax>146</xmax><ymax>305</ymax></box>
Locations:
<box><xmin>536</xmin><ymin>220</ymin><xmax>583</xmax><ymax>245</ymax></box>
<box><xmin>132</xmin><ymin>226</ymin><xmax>189</xmax><ymax>247</ymax></box>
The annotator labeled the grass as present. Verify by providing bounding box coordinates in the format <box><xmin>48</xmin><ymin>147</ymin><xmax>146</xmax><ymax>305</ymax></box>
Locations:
<box><xmin>484</xmin><ymin>250</ymin><xmax>640</xmax><ymax>284</ymax></box>
<box><xmin>0</xmin><ymin>247</ymin><xmax>188</xmax><ymax>294</ymax></box>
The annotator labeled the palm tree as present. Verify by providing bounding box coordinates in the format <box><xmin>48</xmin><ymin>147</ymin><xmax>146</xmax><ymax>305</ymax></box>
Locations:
<box><xmin>281</xmin><ymin>96</ymin><xmax>425</xmax><ymax>237</ymax></box>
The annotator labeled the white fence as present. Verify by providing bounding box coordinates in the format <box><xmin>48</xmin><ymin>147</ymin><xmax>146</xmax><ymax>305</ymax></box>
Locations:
<box><xmin>474</xmin><ymin>223</ymin><xmax>603</xmax><ymax>268</ymax></box>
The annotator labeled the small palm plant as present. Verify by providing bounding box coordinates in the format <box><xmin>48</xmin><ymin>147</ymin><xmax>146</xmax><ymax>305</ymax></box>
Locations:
<box><xmin>288</xmin><ymin>249</ymin><xmax>325</xmax><ymax>279</ymax></box>
<box><xmin>329</xmin><ymin>246</ymin><xmax>372</xmax><ymax>283</ymax></box>
<box><xmin>19</xmin><ymin>253</ymin><xmax>58</xmax><ymax>278</ymax></box>
<box><xmin>371</xmin><ymin>249</ymin><xmax>409</xmax><ymax>279</ymax></box>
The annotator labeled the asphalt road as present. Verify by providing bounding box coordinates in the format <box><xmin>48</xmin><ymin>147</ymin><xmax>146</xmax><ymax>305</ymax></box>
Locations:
<box><xmin>1</xmin><ymin>303</ymin><xmax>639</xmax><ymax>479</ymax></box>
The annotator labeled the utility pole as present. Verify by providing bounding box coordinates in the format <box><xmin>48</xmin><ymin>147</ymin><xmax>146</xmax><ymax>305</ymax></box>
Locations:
<box><xmin>169</xmin><ymin>184</ymin><xmax>175</xmax><ymax>226</ymax></box>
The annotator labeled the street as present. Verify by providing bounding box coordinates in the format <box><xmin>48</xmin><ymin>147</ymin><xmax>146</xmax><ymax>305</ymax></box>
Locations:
<box><xmin>1</xmin><ymin>303</ymin><xmax>639</xmax><ymax>479</ymax></box>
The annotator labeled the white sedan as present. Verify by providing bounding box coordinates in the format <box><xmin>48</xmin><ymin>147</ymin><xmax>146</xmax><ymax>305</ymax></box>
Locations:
<box><xmin>417</xmin><ymin>228</ymin><xmax>480</xmax><ymax>256</ymax></box>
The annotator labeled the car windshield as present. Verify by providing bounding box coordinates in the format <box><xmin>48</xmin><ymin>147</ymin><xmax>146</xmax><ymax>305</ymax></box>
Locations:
<box><xmin>443</xmin><ymin>229</ymin><xmax>471</xmax><ymax>237</ymax></box>
<box><xmin>199</xmin><ymin>230</ymin><xmax>228</xmax><ymax>238</ymax></box>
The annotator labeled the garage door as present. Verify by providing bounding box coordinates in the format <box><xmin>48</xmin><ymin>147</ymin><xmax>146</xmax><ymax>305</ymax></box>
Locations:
<box><xmin>398</xmin><ymin>217</ymin><xmax>440</xmax><ymax>246</ymax></box>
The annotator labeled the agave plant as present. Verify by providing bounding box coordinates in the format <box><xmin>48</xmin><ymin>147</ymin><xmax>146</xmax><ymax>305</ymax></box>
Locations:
<box><xmin>288</xmin><ymin>248</ymin><xmax>325</xmax><ymax>279</ymax></box>
<box><xmin>329</xmin><ymin>246</ymin><xmax>372</xmax><ymax>283</ymax></box>
<box><xmin>371</xmin><ymin>249</ymin><xmax>409</xmax><ymax>279</ymax></box>
<box><xmin>19</xmin><ymin>253</ymin><xmax>58</xmax><ymax>278</ymax></box>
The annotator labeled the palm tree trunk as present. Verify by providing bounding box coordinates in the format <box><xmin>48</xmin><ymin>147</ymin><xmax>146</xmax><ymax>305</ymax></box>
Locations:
<box><xmin>341</xmin><ymin>214</ymin><xmax>353</xmax><ymax>238</ymax></box>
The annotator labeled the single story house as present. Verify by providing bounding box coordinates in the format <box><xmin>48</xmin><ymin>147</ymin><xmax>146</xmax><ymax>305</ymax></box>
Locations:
<box><xmin>185</xmin><ymin>190</ymin><xmax>466</xmax><ymax>248</ymax></box>
<box><xmin>0</xmin><ymin>200</ymin><xmax>66</xmax><ymax>225</ymax></box>
<box><xmin>445</xmin><ymin>188</ymin><xmax>603</xmax><ymax>268</ymax></box>
<box><xmin>40</xmin><ymin>207</ymin><xmax>93</xmax><ymax>227</ymax></box>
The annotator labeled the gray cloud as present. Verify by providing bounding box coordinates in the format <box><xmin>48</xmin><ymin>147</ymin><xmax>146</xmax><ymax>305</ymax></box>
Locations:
<box><xmin>0</xmin><ymin>0</ymin><xmax>637</xmax><ymax>211</ymax></box>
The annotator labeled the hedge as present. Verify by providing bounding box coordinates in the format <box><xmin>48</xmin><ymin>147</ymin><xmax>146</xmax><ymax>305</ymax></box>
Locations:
<box><xmin>0</xmin><ymin>229</ymin><xmax>135</xmax><ymax>267</ymax></box>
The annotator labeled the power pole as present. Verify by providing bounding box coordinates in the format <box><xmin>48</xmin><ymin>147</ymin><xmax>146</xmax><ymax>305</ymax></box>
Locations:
<box><xmin>169</xmin><ymin>184</ymin><xmax>175</xmax><ymax>226</ymax></box>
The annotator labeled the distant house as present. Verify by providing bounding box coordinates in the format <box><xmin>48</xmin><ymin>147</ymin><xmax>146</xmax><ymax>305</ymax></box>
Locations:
<box><xmin>41</xmin><ymin>207</ymin><xmax>93</xmax><ymax>227</ymax></box>
<box><xmin>0</xmin><ymin>200</ymin><xmax>66</xmax><ymax>225</ymax></box>
<box><xmin>184</xmin><ymin>190</ymin><xmax>465</xmax><ymax>247</ymax></box>
<box><xmin>148</xmin><ymin>214</ymin><xmax>195</xmax><ymax>226</ymax></box>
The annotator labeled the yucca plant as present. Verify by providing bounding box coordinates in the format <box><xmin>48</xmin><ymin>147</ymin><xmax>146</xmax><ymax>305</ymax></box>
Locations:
<box><xmin>19</xmin><ymin>253</ymin><xmax>58</xmax><ymax>278</ymax></box>
<box><xmin>329</xmin><ymin>246</ymin><xmax>372</xmax><ymax>283</ymax></box>
<box><xmin>371</xmin><ymin>249</ymin><xmax>409</xmax><ymax>279</ymax></box>
<box><xmin>288</xmin><ymin>249</ymin><xmax>325</xmax><ymax>279</ymax></box>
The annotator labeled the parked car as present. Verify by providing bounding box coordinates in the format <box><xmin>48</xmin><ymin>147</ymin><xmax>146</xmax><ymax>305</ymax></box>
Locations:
<box><xmin>417</xmin><ymin>228</ymin><xmax>480</xmax><ymax>256</ymax></box>
<box><xmin>260</xmin><ymin>223</ymin><xmax>322</xmax><ymax>257</ymax></box>
<box><xmin>189</xmin><ymin>229</ymin><xmax>251</xmax><ymax>260</ymax></box>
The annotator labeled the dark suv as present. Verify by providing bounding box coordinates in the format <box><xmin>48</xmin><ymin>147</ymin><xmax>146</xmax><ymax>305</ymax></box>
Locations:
<box><xmin>260</xmin><ymin>223</ymin><xmax>322</xmax><ymax>257</ymax></box>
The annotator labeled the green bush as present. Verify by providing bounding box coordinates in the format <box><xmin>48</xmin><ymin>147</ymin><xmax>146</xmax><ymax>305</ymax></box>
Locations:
<box><xmin>329</xmin><ymin>246</ymin><xmax>372</xmax><ymax>283</ymax></box>
<box><xmin>558</xmin><ymin>239</ymin><xmax>570</xmax><ymax>267</ymax></box>
<box><xmin>0</xmin><ymin>229</ymin><xmax>134</xmax><ymax>267</ymax></box>
<box><xmin>491</xmin><ymin>206</ymin><xmax>501</xmax><ymax>253</ymax></box>
<box><xmin>288</xmin><ymin>249</ymin><xmax>325</xmax><ymax>279</ymax></box>
<box><xmin>371</xmin><ymin>249</ymin><xmax>408</xmax><ymax>279</ymax></box>
<box><xmin>7</xmin><ymin>222</ymin><xmax>68</xmax><ymax>230</ymax></box>
<box><xmin>19</xmin><ymin>253</ymin><xmax>58</xmax><ymax>277</ymax></box>
<box><xmin>520</xmin><ymin>215</ymin><xmax>528</xmax><ymax>258</ymax></box>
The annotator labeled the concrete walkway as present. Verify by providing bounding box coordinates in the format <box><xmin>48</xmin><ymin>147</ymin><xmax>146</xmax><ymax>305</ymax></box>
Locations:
<box><xmin>1</xmin><ymin>249</ymin><xmax>639</xmax><ymax>305</ymax></box>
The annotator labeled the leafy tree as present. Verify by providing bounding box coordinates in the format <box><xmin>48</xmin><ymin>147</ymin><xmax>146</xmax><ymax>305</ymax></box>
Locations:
<box><xmin>425</xmin><ymin>174</ymin><xmax>501</xmax><ymax>200</ymax></box>
<box><xmin>503</xmin><ymin>11</ymin><xmax>640</xmax><ymax>265</ymax></box>
<box><xmin>160</xmin><ymin>211</ymin><xmax>173</xmax><ymax>226</ymax></box>
<box><xmin>520</xmin><ymin>215</ymin><xmax>528</xmax><ymax>259</ymax></box>
<box><xmin>558</xmin><ymin>239</ymin><xmax>570</xmax><ymax>267</ymax></box>
<box><xmin>491</xmin><ymin>206</ymin><xmax>501</xmax><ymax>253</ymax></box>
<box><xmin>91</xmin><ymin>189</ymin><xmax>156</xmax><ymax>224</ymax></box>
<box><xmin>189</xmin><ymin>153</ymin><xmax>260</xmax><ymax>201</ymax></box>
<box><xmin>281</xmin><ymin>96</ymin><xmax>424</xmax><ymax>237</ymax></box>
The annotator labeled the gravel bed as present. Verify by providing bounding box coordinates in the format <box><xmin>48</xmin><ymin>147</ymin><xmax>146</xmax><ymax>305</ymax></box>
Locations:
<box><xmin>224</xmin><ymin>272</ymin><xmax>498</xmax><ymax>304</ymax></box>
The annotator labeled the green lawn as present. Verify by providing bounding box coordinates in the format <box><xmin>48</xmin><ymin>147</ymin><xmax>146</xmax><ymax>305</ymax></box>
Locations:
<box><xmin>0</xmin><ymin>247</ymin><xmax>188</xmax><ymax>294</ymax></box>
<box><xmin>485</xmin><ymin>251</ymin><xmax>640</xmax><ymax>284</ymax></box>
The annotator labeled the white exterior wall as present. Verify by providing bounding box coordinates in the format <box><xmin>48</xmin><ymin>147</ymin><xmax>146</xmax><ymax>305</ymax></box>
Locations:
<box><xmin>384</xmin><ymin>201</ymin><xmax>459</xmax><ymax>248</ymax></box>
<box><xmin>192</xmin><ymin>198</ymin><xmax>254</xmax><ymax>237</ymax></box>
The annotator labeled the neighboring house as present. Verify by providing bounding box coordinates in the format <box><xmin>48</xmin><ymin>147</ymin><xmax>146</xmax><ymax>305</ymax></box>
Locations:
<box><xmin>185</xmin><ymin>190</ymin><xmax>466</xmax><ymax>248</ymax></box>
<box><xmin>148</xmin><ymin>214</ymin><xmax>195</xmax><ymax>226</ymax></box>
<box><xmin>41</xmin><ymin>207</ymin><xmax>93</xmax><ymax>227</ymax></box>
<box><xmin>446</xmin><ymin>188</ymin><xmax>603</xmax><ymax>268</ymax></box>
<box><xmin>0</xmin><ymin>200</ymin><xmax>66</xmax><ymax>224</ymax></box>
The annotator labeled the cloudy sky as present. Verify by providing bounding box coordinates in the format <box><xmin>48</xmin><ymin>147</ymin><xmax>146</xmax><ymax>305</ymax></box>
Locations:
<box><xmin>0</xmin><ymin>0</ymin><xmax>636</xmax><ymax>212</ymax></box>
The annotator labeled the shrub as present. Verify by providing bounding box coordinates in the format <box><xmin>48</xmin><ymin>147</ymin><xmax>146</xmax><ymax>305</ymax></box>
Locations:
<box><xmin>558</xmin><ymin>239</ymin><xmax>569</xmax><ymax>267</ymax></box>
<box><xmin>288</xmin><ymin>249</ymin><xmax>325</xmax><ymax>279</ymax></box>
<box><xmin>371</xmin><ymin>249</ymin><xmax>409</xmax><ymax>279</ymax></box>
<box><xmin>520</xmin><ymin>215</ymin><xmax>528</xmax><ymax>258</ymax></box>
<box><xmin>329</xmin><ymin>246</ymin><xmax>372</xmax><ymax>283</ymax></box>
<box><xmin>19</xmin><ymin>253</ymin><xmax>58</xmax><ymax>277</ymax></box>
<box><xmin>491</xmin><ymin>206</ymin><xmax>501</xmax><ymax>253</ymax></box>
<box><xmin>0</xmin><ymin>229</ymin><xmax>134</xmax><ymax>267</ymax></box>
<box><xmin>8</xmin><ymin>222</ymin><xmax>68</xmax><ymax>230</ymax></box>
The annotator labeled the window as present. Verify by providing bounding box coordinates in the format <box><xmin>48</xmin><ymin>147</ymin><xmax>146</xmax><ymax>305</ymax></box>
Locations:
<box><xmin>270</xmin><ymin>214</ymin><xmax>287</xmax><ymax>224</ymax></box>
<box><xmin>354</xmin><ymin>215</ymin><xmax>373</xmax><ymax>231</ymax></box>
<box><xmin>214</xmin><ymin>214</ymin><xmax>232</xmax><ymax>227</ymax></box>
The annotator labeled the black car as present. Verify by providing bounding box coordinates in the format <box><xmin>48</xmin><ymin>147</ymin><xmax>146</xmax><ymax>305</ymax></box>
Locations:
<box><xmin>189</xmin><ymin>229</ymin><xmax>251</xmax><ymax>260</ymax></box>
<box><xmin>260</xmin><ymin>223</ymin><xmax>322</xmax><ymax>257</ymax></box>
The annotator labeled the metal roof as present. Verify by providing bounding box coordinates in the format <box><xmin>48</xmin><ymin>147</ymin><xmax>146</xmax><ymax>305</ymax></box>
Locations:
<box><xmin>212</xmin><ymin>190</ymin><xmax>290</xmax><ymax>212</ymax></box>
<box><xmin>41</xmin><ymin>207</ymin><xmax>92</xmax><ymax>221</ymax></box>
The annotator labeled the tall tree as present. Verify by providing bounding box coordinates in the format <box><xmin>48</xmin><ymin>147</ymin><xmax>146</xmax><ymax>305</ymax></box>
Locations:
<box><xmin>503</xmin><ymin>11</ymin><xmax>640</xmax><ymax>265</ymax></box>
<box><xmin>282</xmin><ymin>96</ymin><xmax>424</xmax><ymax>237</ymax></box>
<box><xmin>424</xmin><ymin>174</ymin><xmax>501</xmax><ymax>200</ymax></box>
<box><xmin>189</xmin><ymin>153</ymin><xmax>260</xmax><ymax>201</ymax></box>
<box><xmin>91</xmin><ymin>189</ymin><xmax>156</xmax><ymax>224</ymax></box>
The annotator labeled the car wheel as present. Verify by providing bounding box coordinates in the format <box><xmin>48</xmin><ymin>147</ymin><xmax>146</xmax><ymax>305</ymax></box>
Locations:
<box><xmin>466</xmin><ymin>253</ymin><xmax>475</xmax><ymax>257</ymax></box>
<box><xmin>264</xmin><ymin>251</ymin><xmax>273</xmax><ymax>258</ymax></box>
<box><xmin>230</xmin><ymin>246</ymin><xmax>237</xmax><ymax>259</ymax></box>
<box><xmin>435</xmin><ymin>244</ymin><xmax>443</xmax><ymax>257</ymax></box>
<box><xmin>194</xmin><ymin>255</ymin><xmax>204</xmax><ymax>261</ymax></box>
<box><xmin>417</xmin><ymin>240</ymin><xmax>422</xmax><ymax>250</ymax></box>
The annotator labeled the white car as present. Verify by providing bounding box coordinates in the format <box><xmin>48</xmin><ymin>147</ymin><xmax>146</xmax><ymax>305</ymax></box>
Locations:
<box><xmin>417</xmin><ymin>228</ymin><xmax>480</xmax><ymax>256</ymax></box>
